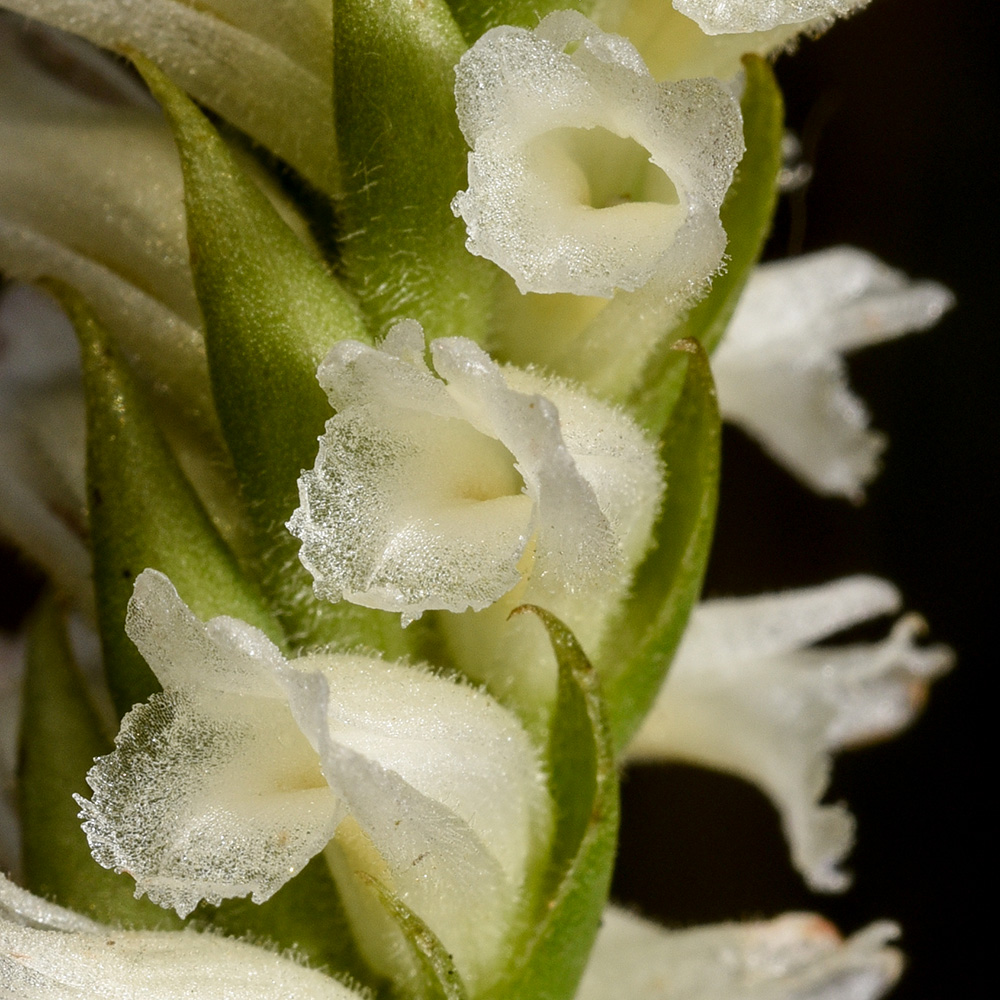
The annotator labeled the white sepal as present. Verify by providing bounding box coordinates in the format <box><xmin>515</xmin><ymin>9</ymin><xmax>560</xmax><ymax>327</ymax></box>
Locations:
<box><xmin>673</xmin><ymin>0</ymin><xmax>872</xmax><ymax>34</ymax></box>
<box><xmin>626</xmin><ymin>577</ymin><xmax>952</xmax><ymax>890</ymax></box>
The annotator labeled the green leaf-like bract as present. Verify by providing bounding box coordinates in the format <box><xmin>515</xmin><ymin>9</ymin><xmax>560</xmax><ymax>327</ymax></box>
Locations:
<box><xmin>496</xmin><ymin>606</ymin><xmax>618</xmax><ymax>1000</ymax></box>
<box><xmin>628</xmin><ymin>55</ymin><xmax>784</xmax><ymax>435</ymax></box>
<box><xmin>50</xmin><ymin>282</ymin><xmax>281</xmax><ymax>716</ymax></box>
<box><xmin>136</xmin><ymin>57</ymin><xmax>408</xmax><ymax>656</ymax></box>
<box><xmin>601</xmin><ymin>342</ymin><xmax>722</xmax><ymax>753</ymax></box>
<box><xmin>19</xmin><ymin>591</ymin><xmax>180</xmax><ymax>928</ymax></box>
<box><xmin>360</xmin><ymin>874</ymin><xmax>470</xmax><ymax>1000</ymax></box>
<box><xmin>335</xmin><ymin>0</ymin><xmax>495</xmax><ymax>344</ymax></box>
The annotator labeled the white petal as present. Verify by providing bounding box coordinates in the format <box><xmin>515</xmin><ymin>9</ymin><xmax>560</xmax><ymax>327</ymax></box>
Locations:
<box><xmin>290</xmin><ymin>324</ymin><xmax>649</xmax><ymax>626</ymax></box>
<box><xmin>0</xmin><ymin>874</ymin><xmax>364</xmax><ymax>999</ymax></box>
<box><xmin>577</xmin><ymin>905</ymin><xmax>902</xmax><ymax>1000</ymax></box>
<box><xmin>673</xmin><ymin>0</ymin><xmax>872</xmax><ymax>34</ymax></box>
<box><xmin>626</xmin><ymin>577</ymin><xmax>953</xmax><ymax>891</ymax></box>
<box><xmin>452</xmin><ymin>10</ymin><xmax>742</xmax><ymax>299</ymax></box>
<box><xmin>78</xmin><ymin>572</ymin><xmax>336</xmax><ymax>916</ymax></box>
<box><xmin>713</xmin><ymin>248</ymin><xmax>954</xmax><ymax>498</ymax></box>
<box><xmin>1</xmin><ymin>1</ymin><xmax>337</xmax><ymax>195</ymax></box>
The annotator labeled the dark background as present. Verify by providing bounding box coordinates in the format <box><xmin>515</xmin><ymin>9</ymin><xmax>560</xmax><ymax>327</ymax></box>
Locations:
<box><xmin>614</xmin><ymin>1</ymin><xmax>993</xmax><ymax>997</ymax></box>
<box><xmin>1</xmin><ymin>1</ymin><xmax>992</xmax><ymax>996</ymax></box>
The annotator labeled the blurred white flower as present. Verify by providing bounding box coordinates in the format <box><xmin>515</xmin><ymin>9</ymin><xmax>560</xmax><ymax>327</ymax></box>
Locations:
<box><xmin>289</xmin><ymin>320</ymin><xmax>663</xmax><ymax>628</ymax></box>
<box><xmin>626</xmin><ymin>576</ymin><xmax>952</xmax><ymax>891</ymax></box>
<box><xmin>577</xmin><ymin>905</ymin><xmax>902</xmax><ymax>1000</ymax></box>
<box><xmin>0</xmin><ymin>873</ymin><xmax>365</xmax><ymax>998</ymax></box>
<box><xmin>451</xmin><ymin>10</ymin><xmax>742</xmax><ymax>299</ymax></box>
<box><xmin>77</xmin><ymin>569</ymin><xmax>550</xmax><ymax>993</ymax></box>
<box><xmin>674</xmin><ymin>0</ymin><xmax>872</xmax><ymax>33</ymax></box>
<box><xmin>712</xmin><ymin>247</ymin><xmax>954</xmax><ymax>499</ymax></box>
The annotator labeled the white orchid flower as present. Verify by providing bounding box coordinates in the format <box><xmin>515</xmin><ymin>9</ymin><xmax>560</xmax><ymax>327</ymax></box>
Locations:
<box><xmin>626</xmin><ymin>576</ymin><xmax>952</xmax><ymax>891</ymax></box>
<box><xmin>290</xmin><ymin>320</ymin><xmax>663</xmax><ymax>624</ymax></box>
<box><xmin>601</xmin><ymin>0</ymin><xmax>872</xmax><ymax>81</ymax></box>
<box><xmin>712</xmin><ymin>247</ymin><xmax>954</xmax><ymax>499</ymax></box>
<box><xmin>452</xmin><ymin>11</ymin><xmax>742</xmax><ymax>301</ymax></box>
<box><xmin>578</xmin><ymin>905</ymin><xmax>902</xmax><ymax>1000</ymax></box>
<box><xmin>76</xmin><ymin>569</ymin><xmax>551</xmax><ymax>994</ymax></box>
<box><xmin>0</xmin><ymin>873</ymin><xmax>366</xmax><ymax>998</ymax></box>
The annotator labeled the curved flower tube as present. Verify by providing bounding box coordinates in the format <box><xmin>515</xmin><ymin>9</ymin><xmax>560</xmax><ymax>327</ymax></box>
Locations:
<box><xmin>76</xmin><ymin>569</ymin><xmax>550</xmax><ymax>993</ymax></box>
<box><xmin>0</xmin><ymin>873</ymin><xmax>365</xmax><ymax>998</ymax></box>
<box><xmin>290</xmin><ymin>320</ymin><xmax>663</xmax><ymax>627</ymax></box>
<box><xmin>626</xmin><ymin>576</ymin><xmax>952</xmax><ymax>891</ymax></box>
<box><xmin>578</xmin><ymin>905</ymin><xmax>902</xmax><ymax>1000</ymax></box>
<box><xmin>712</xmin><ymin>247</ymin><xmax>954</xmax><ymax>499</ymax></box>
<box><xmin>452</xmin><ymin>10</ymin><xmax>742</xmax><ymax>300</ymax></box>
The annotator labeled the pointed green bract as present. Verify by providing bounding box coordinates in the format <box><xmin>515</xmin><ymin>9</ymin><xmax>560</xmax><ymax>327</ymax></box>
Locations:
<box><xmin>18</xmin><ymin>591</ymin><xmax>181</xmax><ymax>929</ymax></box>
<box><xmin>48</xmin><ymin>282</ymin><xmax>281</xmax><ymax>716</ymax></box>
<box><xmin>628</xmin><ymin>55</ymin><xmax>784</xmax><ymax>435</ymax></box>
<box><xmin>360</xmin><ymin>874</ymin><xmax>470</xmax><ymax>1000</ymax></box>
<box><xmin>602</xmin><ymin>341</ymin><xmax>721</xmax><ymax>752</ymax></box>
<box><xmin>497</xmin><ymin>606</ymin><xmax>618</xmax><ymax>1000</ymax></box>
<box><xmin>135</xmin><ymin>58</ymin><xmax>408</xmax><ymax>655</ymax></box>
<box><xmin>335</xmin><ymin>0</ymin><xmax>495</xmax><ymax>343</ymax></box>
<box><xmin>446</xmin><ymin>0</ymin><xmax>593</xmax><ymax>41</ymax></box>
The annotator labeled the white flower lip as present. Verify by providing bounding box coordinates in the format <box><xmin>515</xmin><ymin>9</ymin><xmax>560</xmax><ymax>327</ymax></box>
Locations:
<box><xmin>76</xmin><ymin>570</ymin><xmax>549</xmax><ymax>990</ymax></box>
<box><xmin>713</xmin><ymin>247</ymin><xmax>955</xmax><ymax>499</ymax></box>
<box><xmin>451</xmin><ymin>10</ymin><xmax>743</xmax><ymax>297</ymax></box>
<box><xmin>673</xmin><ymin>0</ymin><xmax>873</xmax><ymax>35</ymax></box>
<box><xmin>626</xmin><ymin>576</ymin><xmax>953</xmax><ymax>891</ymax></box>
<box><xmin>290</xmin><ymin>320</ymin><xmax>662</xmax><ymax>625</ymax></box>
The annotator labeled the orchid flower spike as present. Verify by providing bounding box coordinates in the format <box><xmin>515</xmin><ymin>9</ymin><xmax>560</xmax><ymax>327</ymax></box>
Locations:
<box><xmin>451</xmin><ymin>10</ymin><xmax>742</xmax><ymax>299</ymax></box>
<box><xmin>76</xmin><ymin>570</ymin><xmax>551</xmax><ymax>994</ymax></box>
<box><xmin>712</xmin><ymin>247</ymin><xmax>954</xmax><ymax>499</ymax></box>
<box><xmin>577</xmin><ymin>905</ymin><xmax>902</xmax><ymax>1000</ymax></box>
<box><xmin>0</xmin><ymin>873</ymin><xmax>366</xmax><ymax>998</ymax></box>
<box><xmin>626</xmin><ymin>576</ymin><xmax>953</xmax><ymax>891</ymax></box>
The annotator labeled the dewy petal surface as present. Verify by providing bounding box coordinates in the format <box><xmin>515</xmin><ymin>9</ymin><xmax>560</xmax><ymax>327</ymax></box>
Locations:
<box><xmin>712</xmin><ymin>247</ymin><xmax>954</xmax><ymax>498</ymax></box>
<box><xmin>290</xmin><ymin>321</ymin><xmax>662</xmax><ymax>631</ymax></box>
<box><xmin>0</xmin><ymin>874</ymin><xmax>365</xmax><ymax>998</ymax></box>
<box><xmin>576</xmin><ymin>905</ymin><xmax>902</xmax><ymax>1000</ymax></box>
<box><xmin>77</xmin><ymin>570</ymin><xmax>549</xmax><ymax>991</ymax></box>
<box><xmin>672</xmin><ymin>0</ymin><xmax>872</xmax><ymax>34</ymax></box>
<box><xmin>626</xmin><ymin>576</ymin><xmax>953</xmax><ymax>891</ymax></box>
<box><xmin>451</xmin><ymin>10</ymin><xmax>742</xmax><ymax>298</ymax></box>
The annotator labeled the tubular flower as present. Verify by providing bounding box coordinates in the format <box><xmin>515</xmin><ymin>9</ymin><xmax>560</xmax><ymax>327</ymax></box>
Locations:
<box><xmin>712</xmin><ymin>247</ymin><xmax>954</xmax><ymax>499</ymax></box>
<box><xmin>289</xmin><ymin>321</ymin><xmax>664</xmax><ymax>629</ymax></box>
<box><xmin>451</xmin><ymin>10</ymin><xmax>742</xmax><ymax>300</ymax></box>
<box><xmin>0</xmin><ymin>873</ymin><xmax>366</xmax><ymax>999</ymax></box>
<box><xmin>76</xmin><ymin>570</ymin><xmax>551</xmax><ymax>994</ymax></box>
<box><xmin>626</xmin><ymin>576</ymin><xmax>952</xmax><ymax>891</ymax></box>
<box><xmin>577</xmin><ymin>905</ymin><xmax>902</xmax><ymax>1000</ymax></box>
